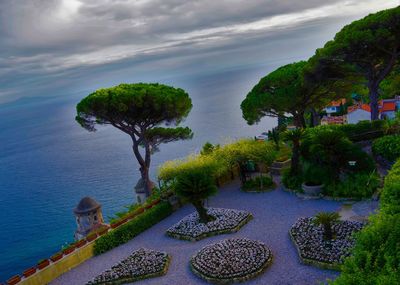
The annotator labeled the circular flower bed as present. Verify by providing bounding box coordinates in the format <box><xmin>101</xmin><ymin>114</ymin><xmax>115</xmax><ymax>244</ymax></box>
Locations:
<box><xmin>86</xmin><ymin>248</ymin><xmax>170</xmax><ymax>285</ymax></box>
<box><xmin>191</xmin><ymin>238</ymin><xmax>273</xmax><ymax>284</ymax></box>
<box><xmin>290</xmin><ymin>217</ymin><xmax>365</xmax><ymax>270</ymax></box>
<box><xmin>166</xmin><ymin>208</ymin><xmax>252</xmax><ymax>241</ymax></box>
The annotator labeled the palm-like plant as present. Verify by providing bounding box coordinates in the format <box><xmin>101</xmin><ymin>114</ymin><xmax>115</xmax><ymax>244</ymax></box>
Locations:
<box><xmin>174</xmin><ymin>167</ymin><xmax>218</xmax><ymax>223</ymax></box>
<box><xmin>313</xmin><ymin>212</ymin><xmax>340</xmax><ymax>240</ymax></box>
<box><xmin>282</xmin><ymin>128</ymin><xmax>304</xmax><ymax>175</ymax></box>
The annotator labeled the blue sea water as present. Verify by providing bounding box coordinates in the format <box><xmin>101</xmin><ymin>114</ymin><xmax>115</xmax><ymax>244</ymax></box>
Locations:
<box><xmin>0</xmin><ymin>68</ymin><xmax>275</xmax><ymax>281</ymax></box>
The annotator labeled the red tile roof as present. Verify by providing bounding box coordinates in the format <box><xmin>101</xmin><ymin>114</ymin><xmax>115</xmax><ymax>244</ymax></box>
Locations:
<box><xmin>329</xmin><ymin>99</ymin><xmax>346</xmax><ymax>107</ymax></box>
<box><xmin>348</xmin><ymin>104</ymin><xmax>371</xmax><ymax>113</ymax></box>
<box><xmin>381</xmin><ymin>102</ymin><xmax>396</xmax><ymax>112</ymax></box>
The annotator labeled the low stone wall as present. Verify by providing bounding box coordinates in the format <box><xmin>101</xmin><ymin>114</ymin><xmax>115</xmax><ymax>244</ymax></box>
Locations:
<box><xmin>19</xmin><ymin>242</ymin><xmax>94</xmax><ymax>285</ymax></box>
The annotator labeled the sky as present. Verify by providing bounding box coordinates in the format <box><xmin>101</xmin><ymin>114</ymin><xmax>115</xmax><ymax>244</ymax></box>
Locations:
<box><xmin>0</xmin><ymin>0</ymin><xmax>399</xmax><ymax>104</ymax></box>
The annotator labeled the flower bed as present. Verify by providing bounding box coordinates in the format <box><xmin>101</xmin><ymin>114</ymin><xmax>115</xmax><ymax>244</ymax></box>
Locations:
<box><xmin>290</xmin><ymin>217</ymin><xmax>365</xmax><ymax>270</ymax></box>
<box><xmin>86</xmin><ymin>248</ymin><xmax>170</xmax><ymax>285</ymax></box>
<box><xmin>191</xmin><ymin>238</ymin><xmax>273</xmax><ymax>284</ymax></box>
<box><xmin>166</xmin><ymin>208</ymin><xmax>252</xmax><ymax>241</ymax></box>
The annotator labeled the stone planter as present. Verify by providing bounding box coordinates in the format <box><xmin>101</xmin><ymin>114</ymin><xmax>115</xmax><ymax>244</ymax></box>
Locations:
<box><xmin>6</xmin><ymin>275</ymin><xmax>21</xmax><ymax>285</ymax></box>
<box><xmin>75</xmin><ymin>239</ymin><xmax>87</xmax><ymax>248</ymax></box>
<box><xmin>62</xmin><ymin>246</ymin><xmax>75</xmax><ymax>255</ymax></box>
<box><xmin>23</xmin><ymin>267</ymin><xmax>36</xmax><ymax>278</ymax></box>
<box><xmin>37</xmin><ymin>259</ymin><xmax>50</xmax><ymax>270</ymax></box>
<box><xmin>86</xmin><ymin>233</ymin><xmax>98</xmax><ymax>242</ymax></box>
<box><xmin>301</xmin><ymin>182</ymin><xmax>324</xmax><ymax>196</ymax></box>
<box><xmin>270</xmin><ymin>159</ymin><xmax>291</xmax><ymax>175</ymax></box>
<box><xmin>50</xmin><ymin>253</ymin><xmax>63</xmax><ymax>262</ymax></box>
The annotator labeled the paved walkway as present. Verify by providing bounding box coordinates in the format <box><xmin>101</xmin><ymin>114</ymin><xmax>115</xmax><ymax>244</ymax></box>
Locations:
<box><xmin>52</xmin><ymin>181</ymin><xmax>345</xmax><ymax>285</ymax></box>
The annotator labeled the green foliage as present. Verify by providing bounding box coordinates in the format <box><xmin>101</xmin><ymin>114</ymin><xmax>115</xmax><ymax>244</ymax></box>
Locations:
<box><xmin>241</xmin><ymin>61</ymin><xmax>339</xmax><ymax>128</ymax></box>
<box><xmin>282</xmin><ymin>168</ymin><xmax>303</xmax><ymax>191</ymax></box>
<box><xmin>200</xmin><ymin>142</ymin><xmax>219</xmax><ymax>156</ymax></box>
<box><xmin>109</xmin><ymin>187</ymin><xmax>166</xmax><ymax>223</ymax></box>
<box><xmin>158</xmin><ymin>139</ymin><xmax>277</xmax><ymax>183</ymax></box>
<box><xmin>336</xmin><ymin>120</ymin><xmax>388</xmax><ymax>141</ymax></box>
<box><xmin>76</xmin><ymin>83</ymin><xmax>194</xmax><ymax>195</ymax></box>
<box><xmin>313</xmin><ymin>212</ymin><xmax>340</xmax><ymax>240</ymax></box>
<box><xmin>282</xmin><ymin>128</ymin><xmax>304</xmax><ymax>175</ymax></box>
<box><xmin>242</xmin><ymin>176</ymin><xmax>274</xmax><ymax>191</ymax></box>
<box><xmin>302</xmin><ymin>128</ymin><xmax>375</xmax><ymax>180</ymax></box>
<box><xmin>174</xmin><ymin>166</ymin><xmax>218</xmax><ymax>223</ymax></box>
<box><xmin>310</xmin><ymin>6</ymin><xmax>400</xmax><ymax>120</ymax></box>
<box><xmin>332</xmin><ymin>160</ymin><xmax>400</xmax><ymax>284</ymax></box>
<box><xmin>372</xmin><ymin>135</ymin><xmax>400</xmax><ymax>162</ymax></box>
<box><xmin>381</xmin><ymin>159</ymin><xmax>400</xmax><ymax>215</ymax></box>
<box><xmin>94</xmin><ymin>201</ymin><xmax>173</xmax><ymax>255</ymax></box>
<box><xmin>76</xmin><ymin>83</ymin><xmax>192</xmax><ymax>132</ymax></box>
<box><xmin>324</xmin><ymin>173</ymin><xmax>380</xmax><ymax>199</ymax></box>
<box><xmin>302</xmin><ymin>162</ymin><xmax>331</xmax><ymax>185</ymax></box>
<box><xmin>174</xmin><ymin>167</ymin><xmax>218</xmax><ymax>204</ymax></box>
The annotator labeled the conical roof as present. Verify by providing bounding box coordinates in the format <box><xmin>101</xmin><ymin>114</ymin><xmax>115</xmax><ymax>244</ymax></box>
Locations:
<box><xmin>74</xmin><ymin>196</ymin><xmax>101</xmax><ymax>214</ymax></box>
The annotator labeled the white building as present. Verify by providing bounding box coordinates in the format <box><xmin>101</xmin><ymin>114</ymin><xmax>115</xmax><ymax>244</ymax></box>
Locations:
<box><xmin>347</xmin><ymin>104</ymin><xmax>371</xmax><ymax>124</ymax></box>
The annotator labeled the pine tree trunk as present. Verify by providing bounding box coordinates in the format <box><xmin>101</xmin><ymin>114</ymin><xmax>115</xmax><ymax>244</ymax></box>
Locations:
<box><xmin>369</xmin><ymin>82</ymin><xmax>380</xmax><ymax>121</ymax></box>
<box><xmin>290</xmin><ymin>141</ymin><xmax>300</xmax><ymax>175</ymax></box>
<box><xmin>193</xmin><ymin>200</ymin><xmax>214</xmax><ymax>224</ymax></box>
<box><xmin>323</xmin><ymin>223</ymin><xmax>333</xmax><ymax>240</ymax></box>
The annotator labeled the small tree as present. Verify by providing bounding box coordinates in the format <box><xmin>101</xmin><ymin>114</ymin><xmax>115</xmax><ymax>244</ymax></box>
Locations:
<box><xmin>313</xmin><ymin>212</ymin><xmax>340</xmax><ymax>240</ymax></box>
<box><xmin>76</xmin><ymin>83</ymin><xmax>193</xmax><ymax>197</ymax></box>
<box><xmin>174</xmin><ymin>167</ymin><xmax>217</xmax><ymax>223</ymax></box>
<box><xmin>282</xmin><ymin>128</ymin><xmax>304</xmax><ymax>175</ymax></box>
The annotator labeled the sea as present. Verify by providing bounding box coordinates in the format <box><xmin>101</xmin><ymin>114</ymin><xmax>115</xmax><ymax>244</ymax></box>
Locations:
<box><xmin>0</xmin><ymin>67</ymin><xmax>275</xmax><ymax>281</ymax></box>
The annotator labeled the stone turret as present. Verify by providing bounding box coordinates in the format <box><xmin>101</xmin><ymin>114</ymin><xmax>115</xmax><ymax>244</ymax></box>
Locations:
<box><xmin>74</xmin><ymin>196</ymin><xmax>106</xmax><ymax>240</ymax></box>
<box><xmin>134</xmin><ymin>178</ymin><xmax>154</xmax><ymax>204</ymax></box>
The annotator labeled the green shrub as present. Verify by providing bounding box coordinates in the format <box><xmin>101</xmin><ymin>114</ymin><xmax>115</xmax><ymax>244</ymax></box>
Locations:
<box><xmin>309</xmin><ymin>120</ymin><xmax>388</xmax><ymax>142</ymax></box>
<box><xmin>242</xmin><ymin>176</ymin><xmax>274</xmax><ymax>191</ymax></box>
<box><xmin>282</xmin><ymin>168</ymin><xmax>303</xmax><ymax>191</ymax></box>
<box><xmin>323</xmin><ymin>172</ymin><xmax>380</xmax><ymax>199</ymax></box>
<box><xmin>94</xmin><ymin>201</ymin><xmax>173</xmax><ymax>255</ymax></box>
<box><xmin>333</xmin><ymin>213</ymin><xmax>400</xmax><ymax>285</ymax></box>
<box><xmin>337</xmin><ymin>120</ymin><xmax>388</xmax><ymax>141</ymax></box>
<box><xmin>372</xmin><ymin>135</ymin><xmax>400</xmax><ymax>162</ymax></box>
<box><xmin>158</xmin><ymin>139</ymin><xmax>277</xmax><ymax>182</ymax></box>
<box><xmin>301</xmin><ymin>128</ymin><xmax>375</xmax><ymax>182</ymax></box>
<box><xmin>109</xmin><ymin>187</ymin><xmax>167</xmax><ymax>223</ymax></box>
<box><xmin>332</xmin><ymin>160</ymin><xmax>400</xmax><ymax>284</ymax></box>
<box><xmin>381</xmin><ymin>159</ymin><xmax>400</xmax><ymax>215</ymax></box>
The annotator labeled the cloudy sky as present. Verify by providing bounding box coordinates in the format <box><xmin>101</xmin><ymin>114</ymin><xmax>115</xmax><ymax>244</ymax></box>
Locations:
<box><xmin>0</xmin><ymin>0</ymin><xmax>398</xmax><ymax>104</ymax></box>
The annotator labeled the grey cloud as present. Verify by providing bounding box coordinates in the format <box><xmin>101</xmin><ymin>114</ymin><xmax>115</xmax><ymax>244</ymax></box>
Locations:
<box><xmin>0</xmin><ymin>0</ymin><xmax>398</xmax><ymax>103</ymax></box>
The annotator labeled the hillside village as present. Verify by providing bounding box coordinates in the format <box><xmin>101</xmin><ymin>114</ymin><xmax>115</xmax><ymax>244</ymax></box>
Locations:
<box><xmin>321</xmin><ymin>96</ymin><xmax>400</xmax><ymax>125</ymax></box>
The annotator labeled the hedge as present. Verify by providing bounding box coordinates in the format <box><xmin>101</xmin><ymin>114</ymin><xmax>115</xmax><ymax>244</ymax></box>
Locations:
<box><xmin>372</xmin><ymin>135</ymin><xmax>400</xmax><ymax>162</ymax></box>
<box><xmin>158</xmin><ymin>139</ymin><xmax>277</xmax><ymax>183</ymax></box>
<box><xmin>332</xmin><ymin>160</ymin><xmax>400</xmax><ymax>284</ymax></box>
<box><xmin>312</xmin><ymin>120</ymin><xmax>388</xmax><ymax>142</ymax></box>
<box><xmin>94</xmin><ymin>201</ymin><xmax>173</xmax><ymax>255</ymax></box>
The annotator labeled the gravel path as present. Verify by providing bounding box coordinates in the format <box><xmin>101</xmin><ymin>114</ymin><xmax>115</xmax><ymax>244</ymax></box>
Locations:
<box><xmin>51</xmin><ymin>180</ymin><xmax>342</xmax><ymax>285</ymax></box>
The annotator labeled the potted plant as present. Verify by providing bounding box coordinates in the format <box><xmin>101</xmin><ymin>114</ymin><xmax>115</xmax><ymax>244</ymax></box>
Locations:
<box><xmin>134</xmin><ymin>207</ymin><xmax>144</xmax><ymax>215</ymax></box>
<box><xmin>6</xmin><ymin>275</ymin><xmax>21</xmax><ymax>285</ymax></box>
<box><xmin>86</xmin><ymin>233</ymin><xmax>97</xmax><ymax>242</ymax></box>
<box><xmin>37</xmin><ymin>259</ymin><xmax>50</xmax><ymax>270</ymax></box>
<box><xmin>23</xmin><ymin>267</ymin><xmax>36</xmax><ymax>278</ymax></box>
<box><xmin>62</xmin><ymin>244</ymin><xmax>75</xmax><ymax>255</ymax></box>
<box><xmin>110</xmin><ymin>221</ymin><xmax>121</xmax><ymax>229</ymax></box>
<box><xmin>74</xmin><ymin>239</ymin><xmax>87</xmax><ymax>248</ymax></box>
<box><xmin>301</xmin><ymin>165</ymin><xmax>326</xmax><ymax>196</ymax></box>
<box><xmin>97</xmin><ymin>227</ymin><xmax>108</xmax><ymax>236</ymax></box>
<box><xmin>50</xmin><ymin>252</ymin><xmax>63</xmax><ymax>262</ymax></box>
